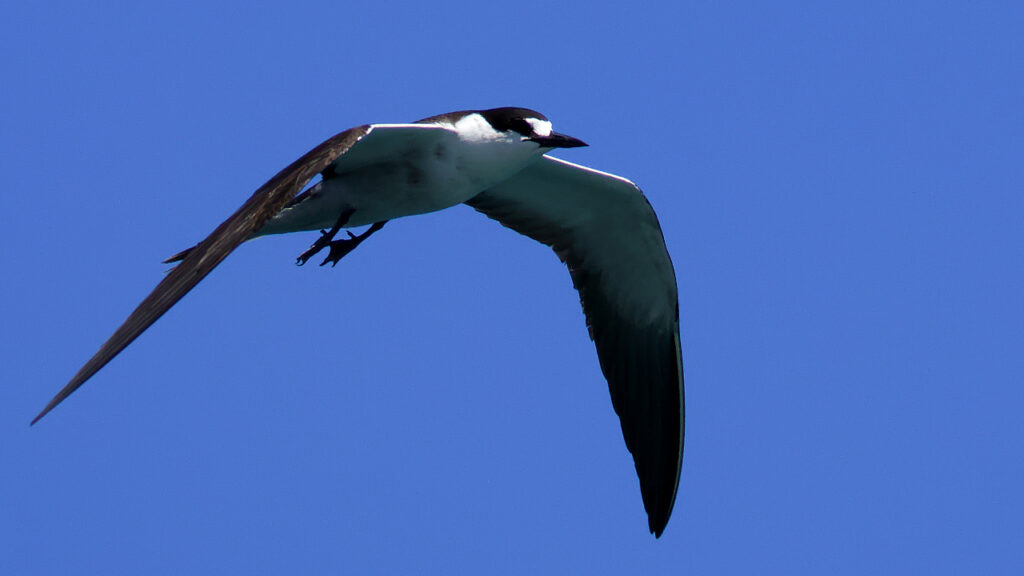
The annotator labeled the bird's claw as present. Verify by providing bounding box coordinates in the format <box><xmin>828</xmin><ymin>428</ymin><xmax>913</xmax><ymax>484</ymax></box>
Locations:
<box><xmin>296</xmin><ymin>229</ymin><xmax>334</xmax><ymax>266</ymax></box>
<box><xmin>319</xmin><ymin>237</ymin><xmax>361</xmax><ymax>267</ymax></box>
<box><xmin>297</xmin><ymin>220</ymin><xmax>386</xmax><ymax>268</ymax></box>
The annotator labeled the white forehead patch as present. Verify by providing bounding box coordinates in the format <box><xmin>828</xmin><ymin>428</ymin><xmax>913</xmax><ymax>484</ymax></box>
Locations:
<box><xmin>526</xmin><ymin>118</ymin><xmax>552</xmax><ymax>137</ymax></box>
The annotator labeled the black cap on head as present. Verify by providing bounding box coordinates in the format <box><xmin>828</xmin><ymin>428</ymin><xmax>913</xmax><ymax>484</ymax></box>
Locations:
<box><xmin>479</xmin><ymin>107</ymin><xmax>587</xmax><ymax>148</ymax></box>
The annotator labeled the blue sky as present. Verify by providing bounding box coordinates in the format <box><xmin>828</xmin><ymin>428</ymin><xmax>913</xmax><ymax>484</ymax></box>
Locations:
<box><xmin>2</xmin><ymin>2</ymin><xmax>1022</xmax><ymax>573</ymax></box>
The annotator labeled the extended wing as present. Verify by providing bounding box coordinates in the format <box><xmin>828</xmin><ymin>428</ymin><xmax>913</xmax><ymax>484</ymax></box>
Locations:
<box><xmin>31</xmin><ymin>125</ymin><xmax>376</xmax><ymax>424</ymax></box>
<box><xmin>465</xmin><ymin>156</ymin><xmax>684</xmax><ymax>536</ymax></box>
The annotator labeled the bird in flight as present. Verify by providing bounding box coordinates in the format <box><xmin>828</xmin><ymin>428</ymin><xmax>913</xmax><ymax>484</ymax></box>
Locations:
<box><xmin>33</xmin><ymin>107</ymin><xmax>684</xmax><ymax>537</ymax></box>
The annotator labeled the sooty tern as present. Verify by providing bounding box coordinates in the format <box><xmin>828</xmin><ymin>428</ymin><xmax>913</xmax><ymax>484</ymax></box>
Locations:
<box><xmin>33</xmin><ymin>107</ymin><xmax>684</xmax><ymax>537</ymax></box>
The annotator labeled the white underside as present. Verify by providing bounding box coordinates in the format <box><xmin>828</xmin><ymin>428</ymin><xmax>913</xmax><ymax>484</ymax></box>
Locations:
<box><xmin>257</xmin><ymin>121</ymin><xmax>546</xmax><ymax>235</ymax></box>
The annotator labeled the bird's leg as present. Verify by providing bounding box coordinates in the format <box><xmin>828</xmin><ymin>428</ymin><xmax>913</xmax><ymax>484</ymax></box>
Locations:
<box><xmin>296</xmin><ymin>207</ymin><xmax>356</xmax><ymax>266</ymax></box>
<box><xmin>320</xmin><ymin>220</ymin><xmax>388</xmax><ymax>267</ymax></box>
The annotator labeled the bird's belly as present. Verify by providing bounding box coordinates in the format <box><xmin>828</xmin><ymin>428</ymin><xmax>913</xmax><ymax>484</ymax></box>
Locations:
<box><xmin>257</xmin><ymin>144</ymin><xmax>540</xmax><ymax>236</ymax></box>
<box><xmin>335</xmin><ymin>159</ymin><xmax>477</xmax><ymax>226</ymax></box>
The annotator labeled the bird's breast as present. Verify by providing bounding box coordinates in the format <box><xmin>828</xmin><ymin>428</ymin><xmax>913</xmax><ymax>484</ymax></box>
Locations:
<box><xmin>258</xmin><ymin>138</ymin><xmax>543</xmax><ymax>235</ymax></box>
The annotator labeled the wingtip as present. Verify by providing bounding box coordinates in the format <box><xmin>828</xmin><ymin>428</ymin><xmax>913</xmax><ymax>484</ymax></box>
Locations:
<box><xmin>31</xmin><ymin>374</ymin><xmax>87</xmax><ymax>426</ymax></box>
<box><xmin>645</xmin><ymin>485</ymin><xmax>676</xmax><ymax>538</ymax></box>
<box><xmin>30</xmin><ymin>402</ymin><xmax>56</xmax><ymax>426</ymax></box>
<box><xmin>650</xmin><ymin>516</ymin><xmax>668</xmax><ymax>539</ymax></box>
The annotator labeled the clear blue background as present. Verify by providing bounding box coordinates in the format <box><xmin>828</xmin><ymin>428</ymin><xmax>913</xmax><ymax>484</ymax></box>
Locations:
<box><xmin>2</xmin><ymin>2</ymin><xmax>1022</xmax><ymax>573</ymax></box>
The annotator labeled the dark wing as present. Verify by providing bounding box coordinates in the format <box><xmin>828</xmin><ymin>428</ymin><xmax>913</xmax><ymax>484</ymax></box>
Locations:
<box><xmin>32</xmin><ymin>125</ymin><xmax>372</xmax><ymax>424</ymax></box>
<box><xmin>465</xmin><ymin>156</ymin><xmax>684</xmax><ymax>537</ymax></box>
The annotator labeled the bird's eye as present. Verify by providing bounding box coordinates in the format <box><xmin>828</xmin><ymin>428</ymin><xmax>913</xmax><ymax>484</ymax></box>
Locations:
<box><xmin>510</xmin><ymin>117</ymin><xmax>533</xmax><ymax>136</ymax></box>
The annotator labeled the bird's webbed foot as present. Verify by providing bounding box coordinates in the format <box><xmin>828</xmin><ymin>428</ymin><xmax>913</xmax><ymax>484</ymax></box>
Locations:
<box><xmin>296</xmin><ymin>208</ymin><xmax>357</xmax><ymax>266</ymax></box>
<box><xmin>296</xmin><ymin>229</ymin><xmax>336</xmax><ymax>266</ymax></box>
<box><xmin>319</xmin><ymin>221</ymin><xmax>387</xmax><ymax>267</ymax></box>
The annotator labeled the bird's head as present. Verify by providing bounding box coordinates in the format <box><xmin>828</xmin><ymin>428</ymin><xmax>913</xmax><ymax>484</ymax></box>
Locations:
<box><xmin>477</xmin><ymin>107</ymin><xmax>588</xmax><ymax>149</ymax></box>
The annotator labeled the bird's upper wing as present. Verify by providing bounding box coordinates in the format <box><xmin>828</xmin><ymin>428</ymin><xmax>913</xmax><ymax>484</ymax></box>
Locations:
<box><xmin>465</xmin><ymin>155</ymin><xmax>684</xmax><ymax>536</ymax></box>
<box><xmin>32</xmin><ymin>123</ymin><xmax>451</xmax><ymax>424</ymax></box>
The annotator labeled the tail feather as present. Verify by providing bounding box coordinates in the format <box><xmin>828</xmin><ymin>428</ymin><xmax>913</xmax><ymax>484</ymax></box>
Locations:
<box><xmin>163</xmin><ymin>245</ymin><xmax>197</xmax><ymax>264</ymax></box>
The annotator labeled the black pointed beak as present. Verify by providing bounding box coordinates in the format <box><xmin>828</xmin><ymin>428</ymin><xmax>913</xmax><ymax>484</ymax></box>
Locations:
<box><xmin>529</xmin><ymin>131</ymin><xmax>588</xmax><ymax>149</ymax></box>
